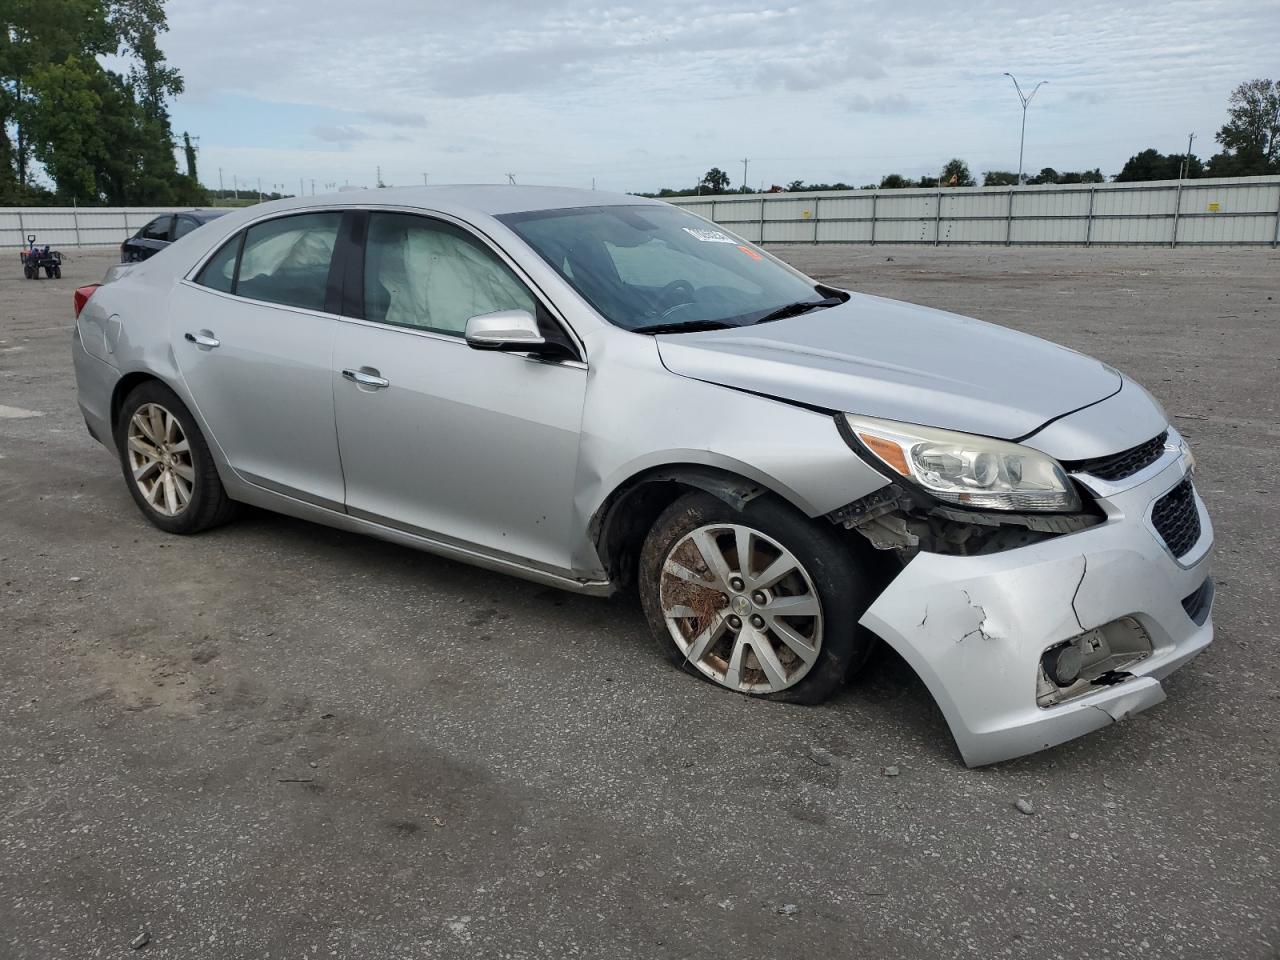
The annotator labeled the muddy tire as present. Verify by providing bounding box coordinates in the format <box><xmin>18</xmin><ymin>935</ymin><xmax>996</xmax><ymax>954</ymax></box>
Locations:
<box><xmin>114</xmin><ymin>380</ymin><xmax>236</xmax><ymax>535</ymax></box>
<box><xmin>638</xmin><ymin>491</ymin><xmax>876</xmax><ymax>705</ymax></box>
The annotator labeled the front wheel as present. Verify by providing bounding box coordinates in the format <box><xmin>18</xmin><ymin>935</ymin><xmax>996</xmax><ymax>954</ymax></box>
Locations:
<box><xmin>638</xmin><ymin>491</ymin><xmax>876</xmax><ymax>704</ymax></box>
<box><xmin>114</xmin><ymin>380</ymin><xmax>236</xmax><ymax>534</ymax></box>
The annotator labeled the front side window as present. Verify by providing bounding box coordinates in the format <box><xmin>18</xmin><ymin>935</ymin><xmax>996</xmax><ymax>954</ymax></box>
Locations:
<box><xmin>499</xmin><ymin>204</ymin><xmax>824</xmax><ymax>332</ymax></box>
<box><xmin>235</xmin><ymin>212</ymin><xmax>342</xmax><ymax>312</ymax></box>
<box><xmin>141</xmin><ymin>217</ymin><xmax>171</xmax><ymax>241</ymax></box>
<box><xmin>363</xmin><ymin>212</ymin><xmax>536</xmax><ymax>335</ymax></box>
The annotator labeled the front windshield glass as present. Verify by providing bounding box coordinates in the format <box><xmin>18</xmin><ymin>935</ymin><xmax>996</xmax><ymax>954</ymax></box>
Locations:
<box><xmin>498</xmin><ymin>204</ymin><xmax>827</xmax><ymax>331</ymax></box>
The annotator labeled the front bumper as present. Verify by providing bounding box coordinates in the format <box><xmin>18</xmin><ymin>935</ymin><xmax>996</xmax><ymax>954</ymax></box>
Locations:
<box><xmin>860</xmin><ymin>450</ymin><xmax>1213</xmax><ymax>767</ymax></box>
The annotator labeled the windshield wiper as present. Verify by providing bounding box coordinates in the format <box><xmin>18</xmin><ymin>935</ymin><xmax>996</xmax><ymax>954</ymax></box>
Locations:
<box><xmin>750</xmin><ymin>296</ymin><xmax>844</xmax><ymax>326</ymax></box>
<box><xmin>630</xmin><ymin>319</ymin><xmax>737</xmax><ymax>335</ymax></box>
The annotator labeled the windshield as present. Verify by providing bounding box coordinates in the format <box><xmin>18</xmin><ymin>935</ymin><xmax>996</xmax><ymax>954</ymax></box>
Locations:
<box><xmin>498</xmin><ymin>204</ymin><xmax>829</xmax><ymax>332</ymax></box>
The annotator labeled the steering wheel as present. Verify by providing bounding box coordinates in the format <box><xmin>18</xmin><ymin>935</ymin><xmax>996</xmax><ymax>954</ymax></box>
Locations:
<box><xmin>658</xmin><ymin>279</ymin><xmax>697</xmax><ymax>319</ymax></box>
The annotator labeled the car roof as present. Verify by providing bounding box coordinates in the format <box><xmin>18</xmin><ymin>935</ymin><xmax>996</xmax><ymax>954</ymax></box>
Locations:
<box><xmin>186</xmin><ymin>209</ymin><xmax>228</xmax><ymax>222</ymax></box>
<box><xmin>226</xmin><ymin>185</ymin><xmax>664</xmax><ymax>219</ymax></box>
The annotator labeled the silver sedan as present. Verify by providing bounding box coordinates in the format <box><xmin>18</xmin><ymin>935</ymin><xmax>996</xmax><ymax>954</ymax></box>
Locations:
<box><xmin>72</xmin><ymin>185</ymin><xmax>1213</xmax><ymax>765</ymax></box>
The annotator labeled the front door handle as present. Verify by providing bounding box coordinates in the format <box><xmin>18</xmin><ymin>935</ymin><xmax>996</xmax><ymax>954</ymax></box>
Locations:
<box><xmin>342</xmin><ymin>368</ymin><xmax>390</xmax><ymax>389</ymax></box>
<box><xmin>184</xmin><ymin>331</ymin><xmax>220</xmax><ymax>349</ymax></box>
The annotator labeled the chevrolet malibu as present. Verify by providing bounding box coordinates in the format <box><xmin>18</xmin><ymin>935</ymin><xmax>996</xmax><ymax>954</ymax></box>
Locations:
<box><xmin>71</xmin><ymin>186</ymin><xmax>1214</xmax><ymax>765</ymax></box>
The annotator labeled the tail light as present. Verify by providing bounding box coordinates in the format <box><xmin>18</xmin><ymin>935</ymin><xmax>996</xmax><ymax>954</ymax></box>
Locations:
<box><xmin>74</xmin><ymin>284</ymin><xmax>101</xmax><ymax>319</ymax></box>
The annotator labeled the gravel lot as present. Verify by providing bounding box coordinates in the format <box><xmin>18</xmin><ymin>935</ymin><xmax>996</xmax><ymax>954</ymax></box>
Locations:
<box><xmin>2</xmin><ymin>244</ymin><xmax>1277</xmax><ymax>959</ymax></box>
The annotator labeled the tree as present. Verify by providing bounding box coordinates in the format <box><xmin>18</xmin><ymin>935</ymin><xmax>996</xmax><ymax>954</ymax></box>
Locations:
<box><xmin>983</xmin><ymin>170</ymin><xmax>1019</xmax><ymax>186</ymax></box>
<box><xmin>940</xmin><ymin>158</ymin><xmax>974</xmax><ymax>187</ymax></box>
<box><xmin>1115</xmin><ymin>148</ymin><xmax>1199</xmax><ymax>181</ymax></box>
<box><xmin>1208</xmin><ymin>78</ymin><xmax>1279</xmax><ymax>175</ymax></box>
<box><xmin>1</xmin><ymin>0</ymin><xmax>201</xmax><ymax>203</ymax></box>
<box><xmin>700</xmin><ymin>167</ymin><xmax>731</xmax><ymax>193</ymax></box>
<box><xmin>1026</xmin><ymin>167</ymin><xmax>1060</xmax><ymax>185</ymax></box>
<box><xmin>879</xmin><ymin>173</ymin><xmax>909</xmax><ymax>189</ymax></box>
<box><xmin>786</xmin><ymin>179</ymin><xmax>805</xmax><ymax>192</ymax></box>
<box><xmin>917</xmin><ymin>175</ymin><xmax>939</xmax><ymax>188</ymax></box>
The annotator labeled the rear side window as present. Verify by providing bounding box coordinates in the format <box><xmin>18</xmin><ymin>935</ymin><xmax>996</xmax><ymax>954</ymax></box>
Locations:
<box><xmin>235</xmin><ymin>213</ymin><xmax>342</xmax><ymax>312</ymax></box>
<box><xmin>141</xmin><ymin>217</ymin><xmax>171</xmax><ymax>241</ymax></box>
<box><xmin>173</xmin><ymin>217</ymin><xmax>199</xmax><ymax>239</ymax></box>
<box><xmin>195</xmin><ymin>235</ymin><xmax>240</xmax><ymax>293</ymax></box>
<box><xmin>363</xmin><ymin>212</ymin><xmax>535</xmax><ymax>335</ymax></box>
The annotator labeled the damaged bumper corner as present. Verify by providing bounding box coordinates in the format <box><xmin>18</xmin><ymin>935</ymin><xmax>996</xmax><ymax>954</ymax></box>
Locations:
<box><xmin>859</xmin><ymin>455</ymin><xmax>1213</xmax><ymax>767</ymax></box>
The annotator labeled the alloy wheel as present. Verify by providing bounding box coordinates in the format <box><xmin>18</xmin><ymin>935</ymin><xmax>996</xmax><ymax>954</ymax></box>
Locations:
<box><xmin>126</xmin><ymin>403</ymin><xmax>194</xmax><ymax>517</ymax></box>
<box><xmin>659</xmin><ymin>523</ymin><xmax>824</xmax><ymax>694</ymax></box>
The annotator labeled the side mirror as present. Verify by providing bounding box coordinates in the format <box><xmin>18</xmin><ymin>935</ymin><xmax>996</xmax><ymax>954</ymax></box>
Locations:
<box><xmin>464</xmin><ymin>309</ymin><xmax>546</xmax><ymax>352</ymax></box>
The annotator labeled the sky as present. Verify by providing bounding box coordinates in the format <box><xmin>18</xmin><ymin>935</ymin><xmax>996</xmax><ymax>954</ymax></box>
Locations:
<box><xmin>160</xmin><ymin>0</ymin><xmax>1279</xmax><ymax>194</ymax></box>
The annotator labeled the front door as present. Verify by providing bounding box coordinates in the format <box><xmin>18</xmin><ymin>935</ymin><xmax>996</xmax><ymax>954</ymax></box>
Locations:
<box><xmin>172</xmin><ymin>211</ymin><xmax>346</xmax><ymax>508</ymax></box>
<box><xmin>332</xmin><ymin>211</ymin><xmax>586</xmax><ymax>572</ymax></box>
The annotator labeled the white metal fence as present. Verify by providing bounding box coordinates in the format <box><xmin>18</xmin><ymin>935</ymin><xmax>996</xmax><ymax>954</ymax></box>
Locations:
<box><xmin>0</xmin><ymin>206</ymin><xmax>234</xmax><ymax>250</ymax></box>
<box><xmin>5</xmin><ymin>177</ymin><xmax>1279</xmax><ymax>251</ymax></box>
<box><xmin>669</xmin><ymin>175</ymin><xmax>1280</xmax><ymax>247</ymax></box>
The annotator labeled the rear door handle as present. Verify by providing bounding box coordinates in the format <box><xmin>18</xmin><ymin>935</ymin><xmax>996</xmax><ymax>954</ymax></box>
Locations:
<box><xmin>342</xmin><ymin>368</ymin><xmax>390</xmax><ymax>389</ymax></box>
<box><xmin>184</xmin><ymin>331</ymin><xmax>220</xmax><ymax>349</ymax></box>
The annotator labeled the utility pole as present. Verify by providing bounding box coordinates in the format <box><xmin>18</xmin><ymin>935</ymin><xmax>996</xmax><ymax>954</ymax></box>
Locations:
<box><xmin>311</xmin><ymin>178</ymin><xmax>316</xmax><ymax>196</ymax></box>
<box><xmin>1179</xmin><ymin>132</ymin><xmax>1196</xmax><ymax>179</ymax></box>
<box><xmin>1002</xmin><ymin>73</ymin><xmax>1048</xmax><ymax>184</ymax></box>
<box><xmin>741</xmin><ymin>158</ymin><xmax>750</xmax><ymax>192</ymax></box>
<box><xmin>422</xmin><ymin>172</ymin><xmax>429</xmax><ymax>186</ymax></box>
<box><xmin>218</xmin><ymin>167</ymin><xmax>224</xmax><ymax>193</ymax></box>
<box><xmin>232</xmin><ymin>174</ymin><xmax>238</xmax><ymax>200</ymax></box>
<box><xmin>506</xmin><ymin>173</ymin><xmax>517</xmax><ymax>184</ymax></box>
<box><xmin>376</xmin><ymin>165</ymin><xmax>383</xmax><ymax>188</ymax></box>
<box><xmin>257</xmin><ymin>177</ymin><xmax>262</xmax><ymax>201</ymax></box>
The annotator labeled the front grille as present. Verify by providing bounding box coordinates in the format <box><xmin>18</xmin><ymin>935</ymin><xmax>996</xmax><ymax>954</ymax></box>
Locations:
<box><xmin>1068</xmin><ymin>430</ymin><xmax>1168</xmax><ymax>481</ymax></box>
<box><xmin>1152</xmin><ymin>478</ymin><xmax>1201</xmax><ymax>558</ymax></box>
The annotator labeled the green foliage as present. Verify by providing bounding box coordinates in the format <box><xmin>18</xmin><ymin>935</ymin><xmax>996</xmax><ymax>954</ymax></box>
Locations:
<box><xmin>1208</xmin><ymin>78</ymin><xmax>1279</xmax><ymax>176</ymax></box>
<box><xmin>1</xmin><ymin>0</ymin><xmax>204</xmax><ymax>204</ymax></box>
<box><xmin>879</xmin><ymin>173</ymin><xmax>910</xmax><ymax>189</ymax></box>
<box><xmin>1115</xmin><ymin>148</ymin><xmax>1203</xmax><ymax>182</ymax></box>
<box><xmin>940</xmin><ymin>158</ymin><xmax>974</xmax><ymax>187</ymax></box>
<box><xmin>983</xmin><ymin>170</ymin><xmax>1019</xmax><ymax>186</ymax></box>
<box><xmin>700</xmin><ymin>167</ymin><xmax>731</xmax><ymax>193</ymax></box>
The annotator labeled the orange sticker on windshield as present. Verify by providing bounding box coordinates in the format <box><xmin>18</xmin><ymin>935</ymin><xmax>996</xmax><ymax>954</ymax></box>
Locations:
<box><xmin>738</xmin><ymin>245</ymin><xmax>763</xmax><ymax>261</ymax></box>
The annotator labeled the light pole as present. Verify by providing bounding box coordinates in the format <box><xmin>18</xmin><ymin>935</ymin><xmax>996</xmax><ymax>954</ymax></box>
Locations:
<box><xmin>1003</xmin><ymin>73</ymin><xmax>1047</xmax><ymax>184</ymax></box>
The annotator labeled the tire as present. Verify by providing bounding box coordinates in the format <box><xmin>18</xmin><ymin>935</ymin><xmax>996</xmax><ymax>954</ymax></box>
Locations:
<box><xmin>52</xmin><ymin>265</ymin><xmax>61</xmax><ymax>279</ymax></box>
<box><xmin>114</xmin><ymin>380</ymin><xmax>236</xmax><ymax>534</ymax></box>
<box><xmin>23</xmin><ymin>265</ymin><xmax>33</xmax><ymax>279</ymax></box>
<box><xmin>45</xmin><ymin>264</ymin><xmax>56</xmax><ymax>278</ymax></box>
<box><xmin>638</xmin><ymin>491</ymin><xmax>876</xmax><ymax>705</ymax></box>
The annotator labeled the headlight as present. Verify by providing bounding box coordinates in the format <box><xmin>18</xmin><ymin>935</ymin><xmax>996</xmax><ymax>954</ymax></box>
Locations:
<box><xmin>843</xmin><ymin>414</ymin><xmax>1081</xmax><ymax>513</ymax></box>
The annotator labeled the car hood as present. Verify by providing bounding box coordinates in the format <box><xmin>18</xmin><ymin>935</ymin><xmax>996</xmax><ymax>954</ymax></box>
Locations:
<box><xmin>655</xmin><ymin>292</ymin><xmax>1121</xmax><ymax>440</ymax></box>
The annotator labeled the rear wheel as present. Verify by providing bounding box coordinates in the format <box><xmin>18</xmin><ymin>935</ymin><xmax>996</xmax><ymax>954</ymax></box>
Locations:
<box><xmin>51</xmin><ymin>264</ymin><xmax>61</xmax><ymax>279</ymax></box>
<box><xmin>638</xmin><ymin>491</ymin><xmax>876</xmax><ymax>704</ymax></box>
<box><xmin>23</xmin><ymin>264</ymin><xmax>33</xmax><ymax>279</ymax></box>
<box><xmin>114</xmin><ymin>380</ymin><xmax>235</xmax><ymax>534</ymax></box>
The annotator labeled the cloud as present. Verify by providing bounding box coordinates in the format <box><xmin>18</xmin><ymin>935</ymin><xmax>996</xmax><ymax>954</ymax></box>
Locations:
<box><xmin>163</xmin><ymin>0</ymin><xmax>1280</xmax><ymax>192</ymax></box>
<box><xmin>846</xmin><ymin>93</ymin><xmax>914</xmax><ymax>114</ymax></box>
<box><xmin>311</xmin><ymin>124</ymin><xmax>367</xmax><ymax>143</ymax></box>
<box><xmin>361</xmin><ymin>109</ymin><xmax>427</xmax><ymax>127</ymax></box>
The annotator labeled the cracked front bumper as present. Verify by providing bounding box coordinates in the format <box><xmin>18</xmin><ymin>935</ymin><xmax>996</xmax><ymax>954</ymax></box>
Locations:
<box><xmin>859</xmin><ymin>453</ymin><xmax>1213</xmax><ymax>767</ymax></box>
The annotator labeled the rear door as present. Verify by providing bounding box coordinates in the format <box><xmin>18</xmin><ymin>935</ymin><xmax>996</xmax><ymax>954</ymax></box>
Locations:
<box><xmin>171</xmin><ymin>211</ymin><xmax>348</xmax><ymax>508</ymax></box>
<box><xmin>331</xmin><ymin>210</ymin><xmax>587</xmax><ymax>571</ymax></box>
<box><xmin>130</xmin><ymin>216</ymin><xmax>173</xmax><ymax>260</ymax></box>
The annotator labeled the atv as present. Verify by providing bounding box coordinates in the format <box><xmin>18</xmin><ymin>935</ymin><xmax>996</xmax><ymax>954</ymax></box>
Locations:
<box><xmin>20</xmin><ymin>234</ymin><xmax>62</xmax><ymax>279</ymax></box>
